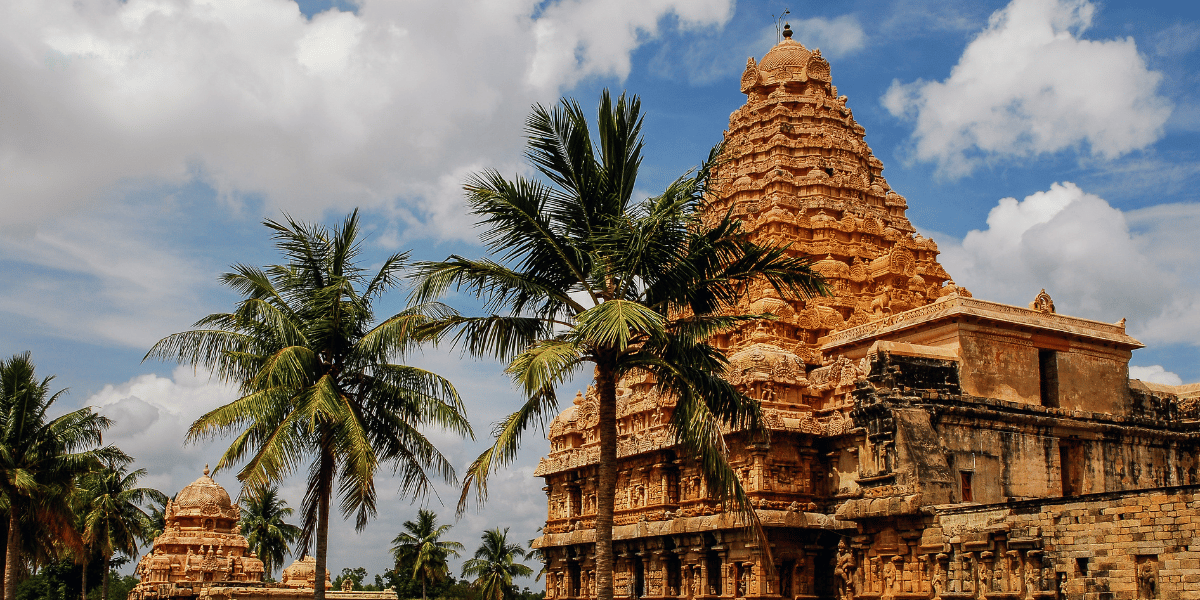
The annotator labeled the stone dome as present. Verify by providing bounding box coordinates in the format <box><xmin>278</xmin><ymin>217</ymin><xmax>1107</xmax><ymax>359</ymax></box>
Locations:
<box><xmin>759</xmin><ymin>39</ymin><xmax>810</xmax><ymax>72</ymax></box>
<box><xmin>813</xmin><ymin>255</ymin><xmax>850</xmax><ymax>280</ymax></box>
<box><xmin>173</xmin><ymin>465</ymin><xmax>235</xmax><ymax>519</ymax></box>
<box><xmin>282</xmin><ymin>556</ymin><xmax>332</xmax><ymax>589</ymax></box>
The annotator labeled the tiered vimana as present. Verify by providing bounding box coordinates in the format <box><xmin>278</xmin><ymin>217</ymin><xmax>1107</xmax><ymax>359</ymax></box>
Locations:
<box><xmin>706</xmin><ymin>24</ymin><xmax>954</xmax><ymax>367</ymax></box>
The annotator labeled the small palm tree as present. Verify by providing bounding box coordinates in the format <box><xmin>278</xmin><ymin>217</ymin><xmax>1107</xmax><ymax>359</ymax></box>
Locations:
<box><xmin>238</xmin><ymin>485</ymin><xmax>302</xmax><ymax>579</ymax></box>
<box><xmin>78</xmin><ymin>459</ymin><xmax>167</xmax><ymax>600</ymax></box>
<box><xmin>0</xmin><ymin>352</ymin><xmax>121</xmax><ymax>600</ymax></box>
<box><xmin>148</xmin><ymin>211</ymin><xmax>473</xmax><ymax>600</ymax></box>
<box><xmin>413</xmin><ymin>91</ymin><xmax>826</xmax><ymax>600</ymax></box>
<box><xmin>460</xmin><ymin>528</ymin><xmax>532</xmax><ymax>600</ymax></box>
<box><xmin>142</xmin><ymin>495</ymin><xmax>174</xmax><ymax>547</ymax></box>
<box><xmin>390</xmin><ymin>509</ymin><xmax>463</xmax><ymax>600</ymax></box>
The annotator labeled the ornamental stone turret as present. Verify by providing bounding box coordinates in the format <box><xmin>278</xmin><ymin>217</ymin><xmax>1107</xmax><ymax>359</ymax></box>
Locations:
<box><xmin>706</xmin><ymin>23</ymin><xmax>957</xmax><ymax>366</ymax></box>
<box><xmin>132</xmin><ymin>466</ymin><xmax>265</xmax><ymax>588</ymax></box>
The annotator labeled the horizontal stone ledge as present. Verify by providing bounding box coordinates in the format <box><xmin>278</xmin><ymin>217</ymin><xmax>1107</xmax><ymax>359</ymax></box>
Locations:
<box><xmin>532</xmin><ymin>510</ymin><xmax>853</xmax><ymax>548</ymax></box>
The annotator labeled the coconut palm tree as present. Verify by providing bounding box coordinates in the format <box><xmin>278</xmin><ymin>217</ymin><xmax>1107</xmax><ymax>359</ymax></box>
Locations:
<box><xmin>77</xmin><ymin>459</ymin><xmax>167</xmax><ymax>600</ymax></box>
<box><xmin>0</xmin><ymin>352</ymin><xmax>121</xmax><ymax>600</ymax></box>
<box><xmin>390</xmin><ymin>509</ymin><xmax>462</xmax><ymax>600</ymax></box>
<box><xmin>238</xmin><ymin>485</ymin><xmax>301</xmax><ymax>579</ymax></box>
<box><xmin>412</xmin><ymin>90</ymin><xmax>826</xmax><ymax>600</ymax></box>
<box><xmin>147</xmin><ymin>210</ymin><xmax>474</xmax><ymax>600</ymax></box>
<box><xmin>460</xmin><ymin>528</ymin><xmax>532</xmax><ymax>600</ymax></box>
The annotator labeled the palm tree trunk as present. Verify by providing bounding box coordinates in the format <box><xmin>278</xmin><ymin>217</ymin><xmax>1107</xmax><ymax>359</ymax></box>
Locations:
<box><xmin>594</xmin><ymin>364</ymin><xmax>618</xmax><ymax>600</ymax></box>
<box><xmin>421</xmin><ymin>580</ymin><xmax>426</xmax><ymax>600</ymax></box>
<box><xmin>4</xmin><ymin>511</ymin><xmax>19</xmax><ymax>600</ymax></box>
<box><xmin>102</xmin><ymin>555</ymin><xmax>111</xmax><ymax>600</ymax></box>
<box><xmin>315</xmin><ymin>447</ymin><xmax>334</xmax><ymax>600</ymax></box>
<box><xmin>81</xmin><ymin>556</ymin><xmax>88</xmax><ymax>600</ymax></box>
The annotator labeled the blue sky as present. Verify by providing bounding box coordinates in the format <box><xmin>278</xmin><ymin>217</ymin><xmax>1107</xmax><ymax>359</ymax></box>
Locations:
<box><xmin>3</xmin><ymin>0</ymin><xmax>1199</xmax><ymax>581</ymax></box>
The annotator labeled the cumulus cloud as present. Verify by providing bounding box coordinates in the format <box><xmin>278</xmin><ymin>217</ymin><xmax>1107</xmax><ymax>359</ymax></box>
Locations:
<box><xmin>937</xmin><ymin>182</ymin><xmax>1200</xmax><ymax>348</ymax></box>
<box><xmin>88</xmin><ymin>366</ymin><xmax>239</xmax><ymax>494</ymax></box>
<box><xmin>1129</xmin><ymin>365</ymin><xmax>1183</xmax><ymax>386</ymax></box>
<box><xmin>0</xmin><ymin>0</ymin><xmax>732</xmax><ymax>240</ymax></box>
<box><xmin>882</xmin><ymin>0</ymin><xmax>1172</xmax><ymax>177</ymax></box>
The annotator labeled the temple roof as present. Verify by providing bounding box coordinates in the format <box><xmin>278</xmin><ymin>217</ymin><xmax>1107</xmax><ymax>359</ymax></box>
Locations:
<box><xmin>174</xmin><ymin>464</ymin><xmax>235</xmax><ymax>518</ymax></box>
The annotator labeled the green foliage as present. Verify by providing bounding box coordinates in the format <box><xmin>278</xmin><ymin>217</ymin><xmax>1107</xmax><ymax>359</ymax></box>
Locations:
<box><xmin>86</xmin><ymin>574</ymin><xmax>137</xmax><ymax>600</ymax></box>
<box><xmin>390</xmin><ymin>510</ymin><xmax>462</xmax><ymax>600</ymax></box>
<box><xmin>413</xmin><ymin>90</ymin><xmax>826</xmax><ymax>600</ymax></box>
<box><xmin>1</xmin><ymin>352</ymin><xmax>126</xmax><ymax>598</ymax></box>
<box><xmin>147</xmin><ymin>211</ymin><xmax>474</xmax><ymax>600</ymax></box>
<box><xmin>460</xmin><ymin>528</ymin><xmax>532</xmax><ymax>600</ymax></box>
<box><xmin>412</xmin><ymin>90</ymin><xmax>827</xmax><ymax>513</ymax></box>
<box><xmin>77</xmin><ymin>458</ymin><xmax>167</xmax><ymax>600</ymax></box>
<box><xmin>238</xmin><ymin>485</ymin><xmax>301</xmax><ymax>578</ymax></box>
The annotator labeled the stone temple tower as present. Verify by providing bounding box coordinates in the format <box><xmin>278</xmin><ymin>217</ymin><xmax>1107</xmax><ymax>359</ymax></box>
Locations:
<box><xmin>535</xmin><ymin>23</ymin><xmax>1200</xmax><ymax>600</ymax></box>
<box><xmin>706</xmin><ymin>24</ymin><xmax>954</xmax><ymax>366</ymax></box>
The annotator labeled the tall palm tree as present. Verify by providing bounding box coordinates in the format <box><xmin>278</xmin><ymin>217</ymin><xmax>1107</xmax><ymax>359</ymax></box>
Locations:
<box><xmin>0</xmin><ymin>352</ymin><xmax>126</xmax><ymax>600</ymax></box>
<box><xmin>413</xmin><ymin>90</ymin><xmax>826</xmax><ymax>600</ymax></box>
<box><xmin>0</xmin><ymin>352</ymin><xmax>120</xmax><ymax>600</ymax></box>
<box><xmin>390</xmin><ymin>509</ymin><xmax>463</xmax><ymax>600</ymax></box>
<box><xmin>77</xmin><ymin>459</ymin><xmax>167</xmax><ymax>600</ymax></box>
<box><xmin>238</xmin><ymin>485</ymin><xmax>301</xmax><ymax>579</ymax></box>
<box><xmin>460</xmin><ymin>528</ymin><xmax>532</xmax><ymax>600</ymax></box>
<box><xmin>147</xmin><ymin>210</ymin><xmax>474</xmax><ymax>600</ymax></box>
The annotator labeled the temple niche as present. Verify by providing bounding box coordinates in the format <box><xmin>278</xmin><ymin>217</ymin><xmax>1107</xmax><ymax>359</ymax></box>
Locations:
<box><xmin>128</xmin><ymin>467</ymin><xmax>389</xmax><ymax>600</ymax></box>
<box><xmin>534</xmin><ymin>24</ymin><xmax>1200</xmax><ymax>600</ymax></box>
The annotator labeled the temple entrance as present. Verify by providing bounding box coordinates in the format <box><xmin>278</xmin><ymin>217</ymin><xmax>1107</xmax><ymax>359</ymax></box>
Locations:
<box><xmin>568</xmin><ymin>563</ymin><xmax>581</xmax><ymax>597</ymax></box>
<box><xmin>632</xmin><ymin>558</ymin><xmax>645</xmax><ymax>599</ymax></box>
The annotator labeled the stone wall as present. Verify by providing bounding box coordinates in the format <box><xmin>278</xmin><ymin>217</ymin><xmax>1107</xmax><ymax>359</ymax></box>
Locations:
<box><xmin>931</xmin><ymin>484</ymin><xmax>1200</xmax><ymax>600</ymax></box>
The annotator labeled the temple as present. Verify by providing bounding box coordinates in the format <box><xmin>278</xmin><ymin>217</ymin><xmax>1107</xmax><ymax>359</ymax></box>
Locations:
<box><xmin>128</xmin><ymin>467</ymin><xmax>393</xmax><ymax>600</ymax></box>
<box><xmin>532</xmin><ymin>25</ymin><xmax>1200</xmax><ymax>600</ymax></box>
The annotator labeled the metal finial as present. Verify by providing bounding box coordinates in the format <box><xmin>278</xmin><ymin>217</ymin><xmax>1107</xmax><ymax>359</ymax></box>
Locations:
<box><xmin>782</xmin><ymin>23</ymin><xmax>793</xmax><ymax>39</ymax></box>
<box><xmin>204</xmin><ymin>464</ymin><xmax>210</xmax><ymax>476</ymax></box>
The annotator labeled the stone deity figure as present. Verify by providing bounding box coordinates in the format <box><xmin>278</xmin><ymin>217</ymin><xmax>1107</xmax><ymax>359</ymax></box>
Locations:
<box><xmin>1023</xmin><ymin>563</ymin><xmax>1038</xmax><ymax>600</ymax></box>
<box><xmin>870</xmin><ymin>558</ymin><xmax>881</xmax><ymax>594</ymax></box>
<box><xmin>834</xmin><ymin>540</ymin><xmax>855</xmax><ymax>600</ymax></box>
<box><xmin>932</xmin><ymin>555</ymin><xmax>947</xmax><ymax>598</ymax></box>
<box><xmin>882</xmin><ymin>560</ymin><xmax>895</xmax><ymax>598</ymax></box>
<box><xmin>977</xmin><ymin>564</ymin><xmax>989</xmax><ymax>599</ymax></box>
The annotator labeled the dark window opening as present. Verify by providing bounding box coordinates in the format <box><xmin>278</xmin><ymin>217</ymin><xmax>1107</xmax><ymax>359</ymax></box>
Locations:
<box><xmin>1076</xmin><ymin>557</ymin><xmax>1089</xmax><ymax>575</ymax></box>
<box><xmin>706</xmin><ymin>552</ymin><xmax>722</xmax><ymax>596</ymax></box>
<box><xmin>633</xmin><ymin>558</ymin><xmax>645</xmax><ymax>599</ymax></box>
<box><xmin>1039</xmin><ymin>349</ymin><xmax>1059</xmax><ymax>407</ymax></box>
<box><xmin>568</xmin><ymin>563</ymin><xmax>581</xmax><ymax>597</ymax></box>
<box><xmin>780</xmin><ymin>560</ymin><xmax>794</xmax><ymax>599</ymax></box>
<box><xmin>666</xmin><ymin>557</ymin><xmax>681</xmax><ymax>597</ymax></box>
<box><xmin>960</xmin><ymin>471</ymin><xmax>974</xmax><ymax>502</ymax></box>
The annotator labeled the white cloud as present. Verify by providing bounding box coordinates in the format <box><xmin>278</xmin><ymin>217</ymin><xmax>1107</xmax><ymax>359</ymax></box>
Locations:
<box><xmin>1153</xmin><ymin>21</ymin><xmax>1200</xmax><ymax>57</ymax></box>
<box><xmin>0</xmin><ymin>0</ymin><xmax>733</xmax><ymax>241</ymax></box>
<box><xmin>882</xmin><ymin>0</ymin><xmax>1172</xmax><ymax>177</ymax></box>
<box><xmin>937</xmin><ymin>182</ymin><xmax>1200</xmax><ymax>349</ymax></box>
<box><xmin>88</xmin><ymin>366</ymin><xmax>240</xmax><ymax>495</ymax></box>
<box><xmin>1129</xmin><ymin>365</ymin><xmax>1183</xmax><ymax>386</ymax></box>
<box><xmin>788</xmin><ymin>15</ymin><xmax>866</xmax><ymax>58</ymax></box>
